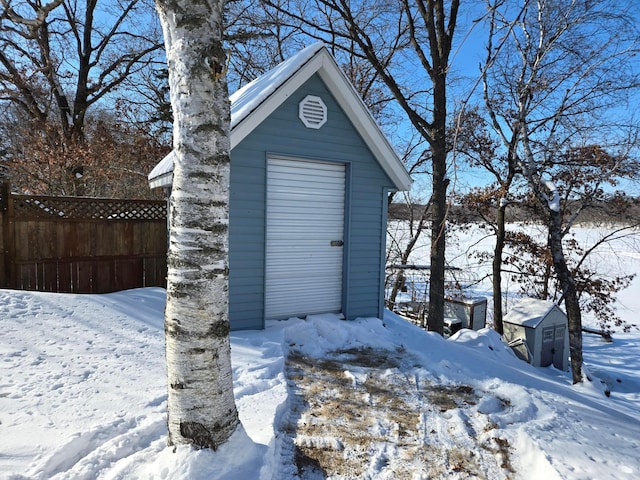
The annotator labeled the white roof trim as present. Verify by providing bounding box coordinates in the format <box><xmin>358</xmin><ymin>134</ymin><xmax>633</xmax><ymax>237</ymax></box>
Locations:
<box><xmin>314</xmin><ymin>51</ymin><xmax>411</xmax><ymax>190</ymax></box>
<box><xmin>148</xmin><ymin>44</ymin><xmax>412</xmax><ymax>191</ymax></box>
<box><xmin>148</xmin><ymin>151</ymin><xmax>175</xmax><ymax>188</ymax></box>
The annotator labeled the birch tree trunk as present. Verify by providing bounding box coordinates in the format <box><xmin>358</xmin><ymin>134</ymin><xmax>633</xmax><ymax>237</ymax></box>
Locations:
<box><xmin>155</xmin><ymin>0</ymin><xmax>239</xmax><ymax>449</ymax></box>
<box><xmin>548</xmin><ymin>207</ymin><xmax>583</xmax><ymax>384</ymax></box>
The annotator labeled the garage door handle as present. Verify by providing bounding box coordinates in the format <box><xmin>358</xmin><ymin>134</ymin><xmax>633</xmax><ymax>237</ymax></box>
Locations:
<box><xmin>330</xmin><ymin>240</ymin><xmax>344</xmax><ymax>247</ymax></box>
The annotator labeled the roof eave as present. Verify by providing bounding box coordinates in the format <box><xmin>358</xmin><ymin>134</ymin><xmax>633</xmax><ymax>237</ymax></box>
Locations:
<box><xmin>149</xmin><ymin>172</ymin><xmax>173</xmax><ymax>190</ymax></box>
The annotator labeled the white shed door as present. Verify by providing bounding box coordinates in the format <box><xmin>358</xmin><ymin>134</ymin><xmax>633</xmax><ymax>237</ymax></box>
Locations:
<box><xmin>265</xmin><ymin>157</ymin><xmax>345</xmax><ymax>319</ymax></box>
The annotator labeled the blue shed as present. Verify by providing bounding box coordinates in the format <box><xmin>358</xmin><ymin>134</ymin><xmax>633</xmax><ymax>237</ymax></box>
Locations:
<box><xmin>148</xmin><ymin>43</ymin><xmax>411</xmax><ymax>330</ymax></box>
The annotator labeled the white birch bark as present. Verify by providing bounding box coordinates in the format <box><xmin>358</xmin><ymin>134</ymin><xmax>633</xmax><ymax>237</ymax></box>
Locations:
<box><xmin>154</xmin><ymin>0</ymin><xmax>239</xmax><ymax>449</ymax></box>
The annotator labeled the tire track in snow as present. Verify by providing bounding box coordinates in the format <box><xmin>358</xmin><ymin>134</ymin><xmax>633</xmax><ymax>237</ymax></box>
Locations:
<box><xmin>20</xmin><ymin>416</ymin><xmax>166</xmax><ymax>480</ymax></box>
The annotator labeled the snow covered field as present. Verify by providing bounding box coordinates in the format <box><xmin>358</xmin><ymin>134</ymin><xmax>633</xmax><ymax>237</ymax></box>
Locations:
<box><xmin>1</xmin><ymin>225</ymin><xmax>639</xmax><ymax>479</ymax></box>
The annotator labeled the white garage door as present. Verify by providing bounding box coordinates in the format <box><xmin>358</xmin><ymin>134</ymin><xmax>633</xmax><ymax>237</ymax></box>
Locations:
<box><xmin>265</xmin><ymin>156</ymin><xmax>345</xmax><ymax>319</ymax></box>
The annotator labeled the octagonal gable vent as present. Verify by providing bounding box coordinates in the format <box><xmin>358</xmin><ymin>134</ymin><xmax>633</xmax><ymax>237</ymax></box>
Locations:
<box><xmin>299</xmin><ymin>95</ymin><xmax>327</xmax><ymax>129</ymax></box>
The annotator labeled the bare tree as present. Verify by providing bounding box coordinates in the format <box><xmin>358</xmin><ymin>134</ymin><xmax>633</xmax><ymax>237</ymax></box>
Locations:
<box><xmin>0</xmin><ymin>0</ymin><xmax>165</xmax><ymax>195</ymax></box>
<box><xmin>453</xmin><ymin>107</ymin><xmax>519</xmax><ymax>334</ymax></box>
<box><xmin>482</xmin><ymin>0</ymin><xmax>640</xmax><ymax>383</ymax></box>
<box><xmin>155</xmin><ymin>0</ymin><xmax>239</xmax><ymax>449</ymax></box>
<box><xmin>223</xmin><ymin>0</ymin><xmax>302</xmax><ymax>88</ymax></box>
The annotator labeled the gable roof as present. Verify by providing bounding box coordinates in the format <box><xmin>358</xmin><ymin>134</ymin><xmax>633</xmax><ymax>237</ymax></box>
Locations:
<box><xmin>504</xmin><ymin>298</ymin><xmax>565</xmax><ymax>328</ymax></box>
<box><xmin>148</xmin><ymin>43</ymin><xmax>412</xmax><ymax>191</ymax></box>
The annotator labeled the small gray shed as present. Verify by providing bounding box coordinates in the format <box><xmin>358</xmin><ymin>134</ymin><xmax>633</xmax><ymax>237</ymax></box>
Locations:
<box><xmin>502</xmin><ymin>298</ymin><xmax>570</xmax><ymax>371</ymax></box>
<box><xmin>445</xmin><ymin>297</ymin><xmax>487</xmax><ymax>331</ymax></box>
<box><xmin>148</xmin><ymin>44</ymin><xmax>412</xmax><ymax>331</ymax></box>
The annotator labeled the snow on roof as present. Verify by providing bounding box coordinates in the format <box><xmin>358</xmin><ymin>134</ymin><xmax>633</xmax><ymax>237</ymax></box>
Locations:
<box><xmin>229</xmin><ymin>43</ymin><xmax>324</xmax><ymax>129</ymax></box>
<box><xmin>148</xmin><ymin>43</ymin><xmax>412</xmax><ymax>191</ymax></box>
<box><xmin>148</xmin><ymin>151</ymin><xmax>175</xmax><ymax>189</ymax></box>
<box><xmin>504</xmin><ymin>298</ymin><xmax>563</xmax><ymax>328</ymax></box>
<box><xmin>149</xmin><ymin>45</ymin><xmax>323</xmax><ymax>189</ymax></box>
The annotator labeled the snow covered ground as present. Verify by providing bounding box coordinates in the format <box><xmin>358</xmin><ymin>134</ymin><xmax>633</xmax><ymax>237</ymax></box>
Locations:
<box><xmin>1</xmin><ymin>225</ymin><xmax>639</xmax><ymax>479</ymax></box>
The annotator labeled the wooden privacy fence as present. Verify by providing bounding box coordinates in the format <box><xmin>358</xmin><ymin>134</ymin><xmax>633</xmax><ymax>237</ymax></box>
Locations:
<box><xmin>0</xmin><ymin>183</ymin><xmax>167</xmax><ymax>293</ymax></box>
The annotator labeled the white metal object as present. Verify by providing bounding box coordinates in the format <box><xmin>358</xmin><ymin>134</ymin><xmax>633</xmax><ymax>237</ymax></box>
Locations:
<box><xmin>265</xmin><ymin>156</ymin><xmax>345</xmax><ymax>319</ymax></box>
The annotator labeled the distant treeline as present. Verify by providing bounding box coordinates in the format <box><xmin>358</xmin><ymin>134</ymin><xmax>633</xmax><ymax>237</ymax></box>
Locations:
<box><xmin>388</xmin><ymin>197</ymin><xmax>640</xmax><ymax>225</ymax></box>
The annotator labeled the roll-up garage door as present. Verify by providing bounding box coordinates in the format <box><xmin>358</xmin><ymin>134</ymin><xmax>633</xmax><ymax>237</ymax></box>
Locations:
<box><xmin>265</xmin><ymin>156</ymin><xmax>345</xmax><ymax>319</ymax></box>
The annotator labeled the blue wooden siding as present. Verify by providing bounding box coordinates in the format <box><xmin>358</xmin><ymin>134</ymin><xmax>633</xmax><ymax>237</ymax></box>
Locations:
<box><xmin>228</xmin><ymin>74</ymin><xmax>395</xmax><ymax>330</ymax></box>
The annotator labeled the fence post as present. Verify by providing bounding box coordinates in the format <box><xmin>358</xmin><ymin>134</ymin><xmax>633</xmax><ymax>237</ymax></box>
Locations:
<box><xmin>1</xmin><ymin>181</ymin><xmax>15</xmax><ymax>289</ymax></box>
<box><xmin>0</xmin><ymin>181</ymin><xmax>5</xmax><ymax>287</ymax></box>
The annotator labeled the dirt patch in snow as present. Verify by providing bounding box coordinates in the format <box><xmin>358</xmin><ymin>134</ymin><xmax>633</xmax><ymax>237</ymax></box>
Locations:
<box><xmin>281</xmin><ymin>347</ymin><xmax>516</xmax><ymax>479</ymax></box>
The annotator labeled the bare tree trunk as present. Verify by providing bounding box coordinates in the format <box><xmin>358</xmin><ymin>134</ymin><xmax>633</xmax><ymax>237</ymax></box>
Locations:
<box><xmin>548</xmin><ymin>208</ymin><xmax>583</xmax><ymax>384</ymax></box>
<box><xmin>521</xmin><ymin>131</ymin><xmax>584</xmax><ymax>382</ymax></box>
<box><xmin>428</xmin><ymin>134</ymin><xmax>448</xmax><ymax>334</ymax></box>
<box><xmin>492</xmin><ymin>203</ymin><xmax>506</xmax><ymax>335</ymax></box>
<box><xmin>424</xmin><ymin>0</ymin><xmax>456</xmax><ymax>335</ymax></box>
<box><xmin>387</xmin><ymin>269</ymin><xmax>405</xmax><ymax>311</ymax></box>
<box><xmin>155</xmin><ymin>0</ymin><xmax>239</xmax><ymax>449</ymax></box>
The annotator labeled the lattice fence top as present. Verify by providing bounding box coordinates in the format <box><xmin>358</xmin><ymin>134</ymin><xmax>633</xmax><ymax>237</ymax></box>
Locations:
<box><xmin>12</xmin><ymin>195</ymin><xmax>166</xmax><ymax>221</ymax></box>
